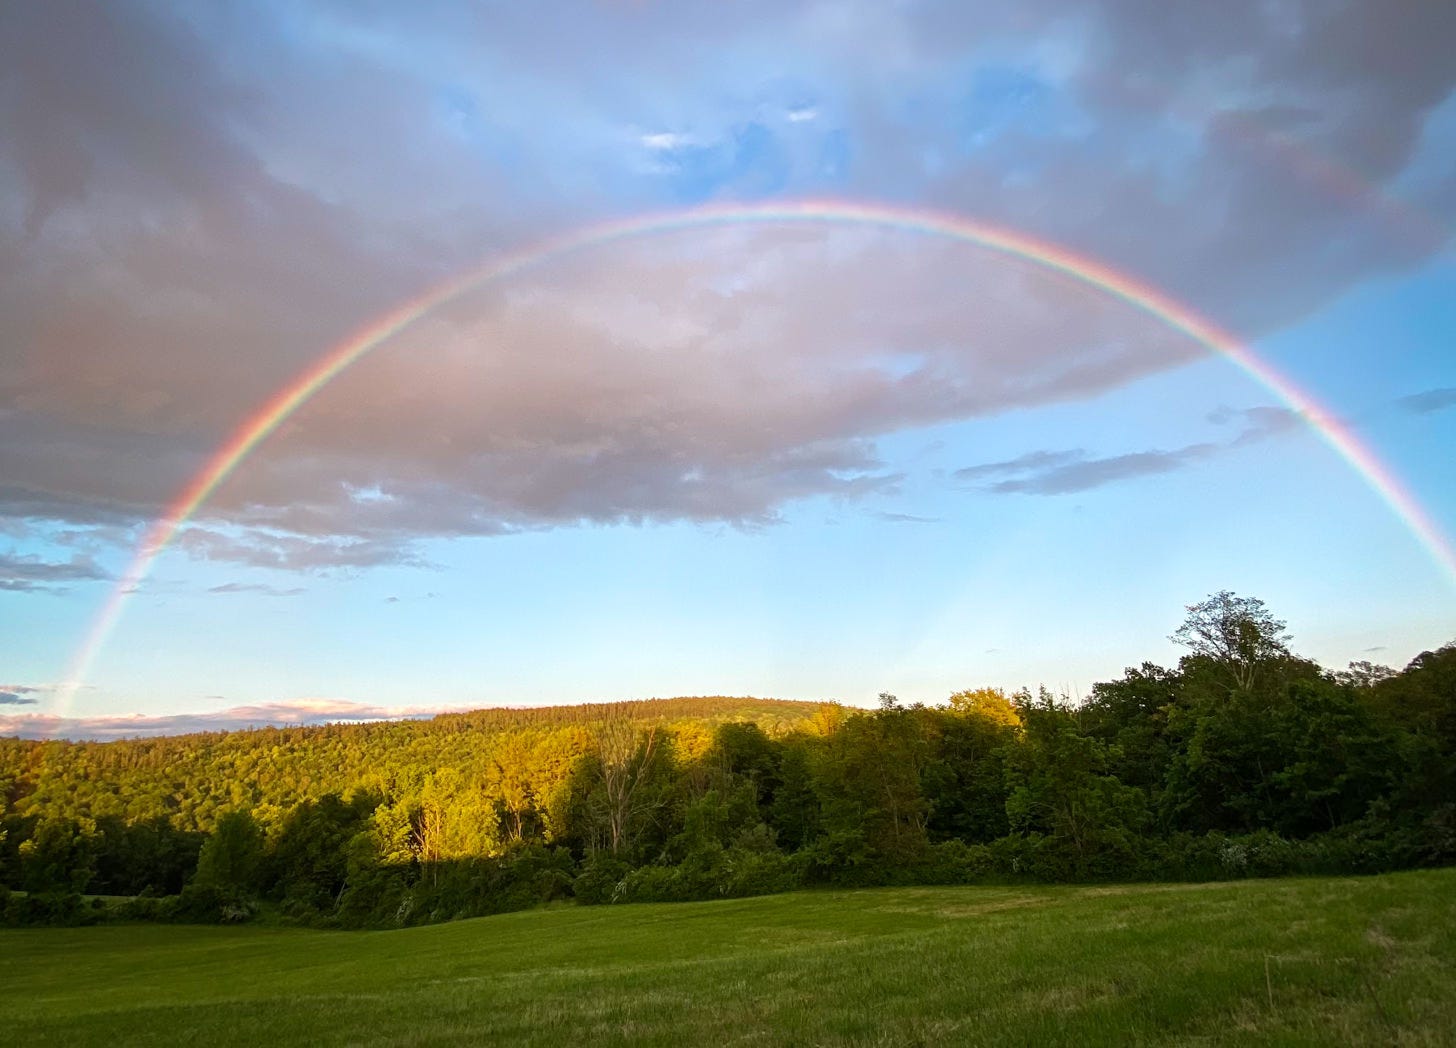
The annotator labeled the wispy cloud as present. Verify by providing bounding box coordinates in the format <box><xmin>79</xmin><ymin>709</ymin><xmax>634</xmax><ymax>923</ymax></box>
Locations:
<box><xmin>875</xmin><ymin>511</ymin><xmax>942</xmax><ymax>524</ymax></box>
<box><xmin>0</xmin><ymin>698</ymin><xmax>479</xmax><ymax>741</ymax></box>
<box><xmin>0</xmin><ymin>686</ymin><xmax>40</xmax><ymax>706</ymax></box>
<box><xmin>1397</xmin><ymin>387</ymin><xmax>1456</xmax><ymax>414</ymax></box>
<box><xmin>965</xmin><ymin>444</ymin><xmax>1221</xmax><ymax>495</ymax></box>
<box><xmin>1215</xmin><ymin>406</ymin><xmax>1303</xmax><ymax>442</ymax></box>
<box><xmin>207</xmin><ymin>582</ymin><xmax>307</xmax><ymax>597</ymax></box>
<box><xmin>0</xmin><ymin>552</ymin><xmax>112</xmax><ymax>593</ymax></box>
<box><xmin>954</xmin><ymin>449</ymin><xmax>1087</xmax><ymax>483</ymax></box>
<box><xmin>956</xmin><ymin>407</ymin><xmax>1298</xmax><ymax>495</ymax></box>
<box><xmin>176</xmin><ymin>528</ymin><xmax>432</xmax><ymax>572</ymax></box>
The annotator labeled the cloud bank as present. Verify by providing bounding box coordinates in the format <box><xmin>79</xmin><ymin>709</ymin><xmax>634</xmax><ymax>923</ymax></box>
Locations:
<box><xmin>2</xmin><ymin>1</ymin><xmax>1452</xmax><ymax>570</ymax></box>
<box><xmin>0</xmin><ymin>698</ymin><xmax>476</xmax><ymax>742</ymax></box>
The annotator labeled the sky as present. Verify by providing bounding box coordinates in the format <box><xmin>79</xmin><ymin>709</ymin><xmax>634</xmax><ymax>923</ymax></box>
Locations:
<box><xmin>2</xmin><ymin>0</ymin><xmax>1455</xmax><ymax>740</ymax></box>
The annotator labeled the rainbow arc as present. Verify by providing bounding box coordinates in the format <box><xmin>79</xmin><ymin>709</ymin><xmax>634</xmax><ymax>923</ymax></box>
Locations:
<box><xmin>53</xmin><ymin>200</ymin><xmax>1456</xmax><ymax>715</ymax></box>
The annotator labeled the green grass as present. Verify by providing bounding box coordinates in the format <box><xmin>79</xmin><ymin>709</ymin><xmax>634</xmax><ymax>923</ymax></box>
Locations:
<box><xmin>4</xmin><ymin>870</ymin><xmax>1454</xmax><ymax>1046</ymax></box>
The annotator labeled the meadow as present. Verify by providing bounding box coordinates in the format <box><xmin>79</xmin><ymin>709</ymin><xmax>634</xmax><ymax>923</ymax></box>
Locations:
<box><xmin>3</xmin><ymin>868</ymin><xmax>1453</xmax><ymax>1046</ymax></box>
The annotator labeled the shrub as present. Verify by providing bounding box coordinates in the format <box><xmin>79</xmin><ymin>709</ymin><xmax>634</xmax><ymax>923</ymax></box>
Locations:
<box><xmin>573</xmin><ymin>854</ymin><xmax>630</xmax><ymax>905</ymax></box>
<box><xmin>2</xmin><ymin>892</ymin><xmax>105</xmax><ymax>927</ymax></box>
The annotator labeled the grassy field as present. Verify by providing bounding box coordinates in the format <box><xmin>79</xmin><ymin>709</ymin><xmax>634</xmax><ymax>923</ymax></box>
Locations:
<box><xmin>3</xmin><ymin>870</ymin><xmax>1454</xmax><ymax>1046</ymax></box>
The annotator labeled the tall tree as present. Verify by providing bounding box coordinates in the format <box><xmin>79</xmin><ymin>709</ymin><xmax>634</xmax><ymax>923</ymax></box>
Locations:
<box><xmin>193</xmin><ymin>809</ymin><xmax>265</xmax><ymax>898</ymax></box>
<box><xmin>1172</xmin><ymin>591</ymin><xmax>1291</xmax><ymax>693</ymax></box>
<box><xmin>591</xmin><ymin>706</ymin><xmax>671</xmax><ymax>858</ymax></box>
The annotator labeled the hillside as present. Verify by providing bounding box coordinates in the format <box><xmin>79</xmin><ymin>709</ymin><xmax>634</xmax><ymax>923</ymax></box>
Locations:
<box><xmin>0</xmin><ymin>695</ymin><xmax>830</xmax><ymax>835</ymax></box>
<box><xmin>4</xmin><ymin>870</ymin><xmax>1454</xmax><ymax>1046</ymax></box>
<box><xmin>3</xmin><ymin>622</ymin><xmax>1452</xmax><ymax>927</ymax></box>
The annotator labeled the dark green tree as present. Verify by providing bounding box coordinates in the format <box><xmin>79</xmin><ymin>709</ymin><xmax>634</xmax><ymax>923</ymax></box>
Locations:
<box><xmin>1002</xmin><ymin>692</ymin><xmax>1148</xmax><ymax>877</ymax></box>
<box><xmin>194</xmin><ymin>809</ymin><xmax>266</xmax><ymax>898</ymax></box>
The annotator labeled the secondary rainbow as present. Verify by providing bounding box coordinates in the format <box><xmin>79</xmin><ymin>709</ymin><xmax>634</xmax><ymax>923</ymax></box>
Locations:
<box><xmin>54</xmin><ymin>199</ymin><xmax>1456</xmax><ymax>715</ymax></box>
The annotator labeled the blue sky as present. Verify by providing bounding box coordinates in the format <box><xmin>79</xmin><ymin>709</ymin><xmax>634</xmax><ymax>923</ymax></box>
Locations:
<box><xmin>1</xmin><ymin>1</ymin><xmax>1454</xmax><ymax>737</ymax></box>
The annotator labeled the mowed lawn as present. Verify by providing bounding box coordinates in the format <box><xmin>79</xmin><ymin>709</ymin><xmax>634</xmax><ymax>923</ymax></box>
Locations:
<box><xmin>3</xmin><ymin>870</ymin><xmax>1454</xmax><ymax>1046</ymax></box>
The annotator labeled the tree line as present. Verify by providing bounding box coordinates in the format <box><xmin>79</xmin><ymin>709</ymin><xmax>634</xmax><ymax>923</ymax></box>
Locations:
<box><xmin>2</xmin><ymin>594</ymin><xmax>1452</xmax><ymax>927</ymax></box>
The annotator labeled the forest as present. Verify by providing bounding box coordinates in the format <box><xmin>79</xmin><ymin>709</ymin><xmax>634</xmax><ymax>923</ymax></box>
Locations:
<box><xmin>2</xmin><ymin>593</ymin><xmax>1453</xmax><ymax>928</ymax></box>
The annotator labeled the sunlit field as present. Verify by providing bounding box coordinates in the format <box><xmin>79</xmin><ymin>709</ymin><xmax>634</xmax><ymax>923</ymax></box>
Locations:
<box><xmin>5</xmin><ymin>869</ymin><xmax>1453</xmax><ymax>1046</ymax></box>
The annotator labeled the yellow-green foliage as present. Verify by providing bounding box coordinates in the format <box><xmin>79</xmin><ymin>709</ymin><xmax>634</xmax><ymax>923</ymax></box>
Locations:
<box><xmin>0</xmin><ymin>697</ymin><xmax>829</xmax><ymax>850</ymax></box>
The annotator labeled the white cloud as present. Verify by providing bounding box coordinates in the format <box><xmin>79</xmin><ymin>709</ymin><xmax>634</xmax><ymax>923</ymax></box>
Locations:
<box><xmin>0</xmin><ymin>697</ymin><xmax>480</xmax><ymax>741</ymax></box>
<box><xmin>639</xmin><ymin>131</ymin><xmax>693</xmax><ymax>150</ymax></box>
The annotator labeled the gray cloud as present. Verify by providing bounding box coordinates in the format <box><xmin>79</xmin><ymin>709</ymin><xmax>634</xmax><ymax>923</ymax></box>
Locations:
<box><xmin>977</xmin><ymin>445</ymin><xmax>1220</xmax><ymax>495</ymax></box>
<box><xmin>0</xmin><ymin>552</ymin><xmax>112</xmax><ymax>592</ymax></box>
<box><xmin>876</xmin><ymin>512</ymin><xmax>941</xmax><ymax>525</ymax></box>
<box><xmin>955</xmin><ymin>450</ymin><xmax>1088</xmax><ymax>483</ymax></box>
<box><xmin>0</xmin><ymin>685</ymin><xmax>40</xmax><ymax>706</ymax></box>
<box><xmin>1398</xmin><ymin>387</ymin><xmax>1456</xmax><ymax>414</ymax></box>
<box><xmin>1</xmin><ymin>2</ymin><xmax>1451</xmax><ymax>569</ymax></box>
<box><xmin>1221</xmin><ymin>406</ymin><xmax>1303</xmax><ymax>444</ymax></box>
<box><xmin>176</xmin><ymin>528</ymin><xmax>431</xmax><ymax>572</ymax></box>
<box><xmin>207</xmin><ymin>582</ymin><xmax>307</xmax><ymax>597</ymax></box>
<box><xmin>957</xmin><ymin>405</ymin><xmax>1296</xmax><ymax>495</ymax></box>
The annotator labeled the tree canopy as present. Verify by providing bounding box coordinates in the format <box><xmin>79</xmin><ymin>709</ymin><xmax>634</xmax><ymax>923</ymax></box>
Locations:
<box><xmin>3</xmin><ymin>597</ymin><xmax>1453</xmax><ymax>928</ymax></box>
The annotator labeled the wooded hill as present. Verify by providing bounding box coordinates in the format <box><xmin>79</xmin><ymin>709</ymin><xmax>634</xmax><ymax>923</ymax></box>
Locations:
<box><xmin>2</xmin><ymin>594</ymin><xmax>1453</xmax><ymax>928</ymax></box>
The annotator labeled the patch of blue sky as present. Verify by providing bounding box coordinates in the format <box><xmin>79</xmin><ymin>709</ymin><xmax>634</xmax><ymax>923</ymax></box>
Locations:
<box><xmin>646</xmin><ymin>121</ymin><xmax>794</xmax><ymax>204</ymax></box>
<box><xmin>431</xmin><ymin>82</ymin><xmax>524</xmax><ymax>169</ymax></box>
<box><xmin>874</xmin><ymin>58</ymin><xmax>1098</xmax><ymax>186</ymax></box>
<box><xmin>875</xmin><ymin>361</ymin><xmax>1450</xmax><ymax>668</ymax></box>
<box><xmin>955</xmin><ymin>65</ymin><xmax>1059</xmax><ymax>151</ymax></box>
<box><xmin>1389</xmin><ymin>89</ymin><xmax>1456</xmax><ymax>245</ymax></box>
<box><xmin>817</xmin><ymin>127</ymin><xmax>853</xmax><ymax>182</ymax></box>
<box><xmin>1256</xmin><ymin>255</ymin><xmax>1456</xmax><ymax>536</ymax></box>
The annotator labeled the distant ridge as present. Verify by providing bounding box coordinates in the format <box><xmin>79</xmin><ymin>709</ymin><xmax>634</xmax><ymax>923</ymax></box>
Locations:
<box><xmin>0</xmin><ymin>694</ymin><xmax>835</xmax><ymax>744</ymax></box>
<box><xmin>0</xmin><ymin>695</ymin><xmax>836</xmax><ymax>841</ymax></box>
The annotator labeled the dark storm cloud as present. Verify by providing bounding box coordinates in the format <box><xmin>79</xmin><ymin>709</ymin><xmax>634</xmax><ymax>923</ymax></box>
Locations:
<box><xmin>1</xmin><ymin>1</ymin><xmax>1451</xmax><ymax>570</ymax></box>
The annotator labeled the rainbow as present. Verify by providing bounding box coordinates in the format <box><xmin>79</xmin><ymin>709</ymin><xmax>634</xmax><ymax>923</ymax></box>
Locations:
<box><xmin>53</xmin><ymin>199</ymin><xmax>1456</xmax><ymax>714</ymax></box>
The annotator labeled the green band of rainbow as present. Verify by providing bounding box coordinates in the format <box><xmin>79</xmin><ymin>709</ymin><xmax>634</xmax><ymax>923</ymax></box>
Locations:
<box><xmin>54</xmin><ymin>199</ymin><xmax>1456</xmax><ymax>714</ymax></box>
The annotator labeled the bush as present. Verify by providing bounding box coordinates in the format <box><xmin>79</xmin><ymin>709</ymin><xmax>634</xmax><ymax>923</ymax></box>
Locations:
<box><xmin>615</xmin><ymin>864</ymin><xmax>685</xmax><ymax>903</ymax></box>
<box><xmin>2</xmin><ymin>891</ymin><xmax>106</xmax><ymax>927</ymax></box>
<box><xmin>801</xmin><ymin>829</ymin><xmax>875</xmax><ymax>886</ymax></box>
<box><xmin>718</xmin><ymin>847</ymin><xmax>804</xmax><ymax>897</ymax></box>
<box><xmin>573</xmin><ymin>854</ymin><xmax>630</xmax><ymax>905</ymax></box>
<box><xmin>115</xmin><ymin>895</ymin><xmax>174</xmax><ymax>922</ymax></box>
<box><xmin>915</xmin><ymin>840</ymin><xmax>996</xmax><ymax>885</ymax></box>
<box><xmin>173</xmin><ymin>884</ymin><xmax>258</xmax><ymax>924</ymax></box>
